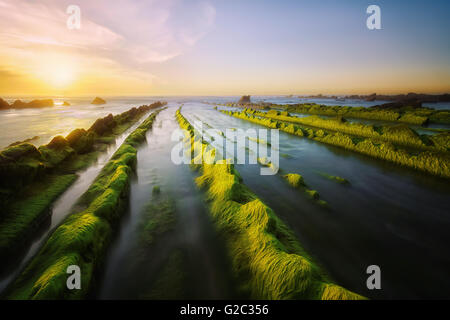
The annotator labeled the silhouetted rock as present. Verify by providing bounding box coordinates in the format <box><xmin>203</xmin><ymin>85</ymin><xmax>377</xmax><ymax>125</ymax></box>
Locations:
<box><xmin>344</xmin><ymin>93</ymin><xmax>450</xmax><ymax>103</ymax></box>
<box><xmin>10</xmin><ymin>99</ymin><xmax>54</xmax><ymax>109</ymax></box>
<box><xmin>365</xmin><ymin>93</ymin><xmax>377</xmax><ymax>101</ymax></box>
<box><xmin>91</xmin><ymin>97</ymin><xmax>106</xmax><ymax>105</ymax></box>
<box><xmin>238</xmin><ymin>95</ymin><xmax>251</xmax><ymax>104</ymax></box>
<box><xmin>0</xmin><ymin>98</ymin><xmax>9</xmax><ymax>109</ymax></box>
<box><xmin>371</xmin><ymin>98</ymin><xmax>423</xmax><ymax>110</ymax></box>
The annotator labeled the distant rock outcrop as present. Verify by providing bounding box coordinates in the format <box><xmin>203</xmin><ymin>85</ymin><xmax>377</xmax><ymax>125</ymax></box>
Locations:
<box><xmin>365</xmin><ymin>93</ymin><xmax>377</xmax><ymax>102</ymax></box>
<box><xmin>370</xmin><ymin>99</ymin><xmax>423</xmax><ymax>110</ymax></box>
<box><xmin>91</xmin><ymin>97</ymin><xmax>106</xmax><ymax>105</ymax></box>
<box><xmin>4</xmin><ymin>99</ymin><xmax>54</xmax><ymax>109</ymax></box>
<box><xmin>345</xmin><ymin>93</ymin><xmax>450</xmax><ymax>103</ymax></box>
<box><xmin>238</xmin><ymin>95</ymin><xmax>251</xmax><ymax>104</ymax></box>
<box><xmin>63</xmin><ymin>101</ymin><xmax>71</xmax><ymax>106</ymax></box>
<box><xmin>0</xmin><ymin>98</ymin><xmax>9</xmax><ymax>109</ymax></box>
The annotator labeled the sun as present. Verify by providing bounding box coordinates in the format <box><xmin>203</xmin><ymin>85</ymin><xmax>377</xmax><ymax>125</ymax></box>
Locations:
<box><xmin>48</xmin><ymin>65</ymin><xmax>75</xmax><ymax>88</ymax></box>
<box><xmin>35</xmin><ymin>55</ymin><xmax>78</xmax><ymax>89</ymax></box>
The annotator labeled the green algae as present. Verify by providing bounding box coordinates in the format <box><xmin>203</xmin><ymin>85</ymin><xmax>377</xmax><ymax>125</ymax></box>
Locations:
<box><xmin>282</xmin><ymin>173</ymin><xmax>328</xmax><ymax>207</ymax></box>
<box><xmin>317</xmin><ymin>172</ymin><xmax>350</xmax><ymax>185</ymax></box>
<box><xmin>152</xmin><ymin>185</ymin><xmax>161</xmax><ymax>195</ymax></box>
<box><xmin>252</xmin><ymin>109</ymin><xmax>441</xmax><ymax>151</ymax></box>
<box><xmin>223</xmin><ymin>102</ymin><xmax>450</xmax><ymax>126</ymax></box>
<box><xmin>5</xmin><ymin>109</ymin><xmax>163</xmax><ymax>300</ymax></box>
<box><xmin>0</xmin><ymin>103</ymin><xmax>166</xmax><ymax>262</ymax></box>
<box><xmin>283</xmin><ymin>173</ymin><xmax>305</xmax><ymax>188</ymax></box>
<box><xmin>176</xmin><ymin>109</ymin><xmax>364</xmax><ymax>300</ymax></box>
<box><xmin>0</xmin><ymin>174</ymin><xmax>77</xmax><ymax>257</ymax></box>
<box><xmin>138</xmin><ymin>197</ymin><xmax>176</xmax><ymax>247</ymax></box>
<box><xmin>283</xmin><ymin>104</ymin><xmax>429</xmax><ymax>125</ymax></box>
<box><xmin>127</xmin><ymin>192</ymin><xmax>182</xmax><ymax>299</ymax></box>
<box><xmin>221</xmin><ymin>110</ymin><xmax>450</xmax><ymax>179</ymax></box>
<box><xmin>140</xmin><ymin>250</ymin><xmax>188</xmax><ymax>300</ymax></box>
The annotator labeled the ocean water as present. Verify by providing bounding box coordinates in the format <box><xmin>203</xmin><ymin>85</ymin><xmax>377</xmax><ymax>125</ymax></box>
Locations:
<box><xmin>1</xmin><ymin>96</ymin><xmax>449</xmax><ymax>150</ymax></box>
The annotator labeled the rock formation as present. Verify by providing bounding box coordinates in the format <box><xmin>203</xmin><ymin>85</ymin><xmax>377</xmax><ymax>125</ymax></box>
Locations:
<box><xmin>0</xmin><ymin>98</ymin><xmax>9</xmax><ymax>109</ymax></box>
<box><xmin>91</xmin><ymin>97</ymin><xmax>107</xmax><ymax>105</ymax></box>
<box><xmin>238</xmin><ymin>95</ymin><xmax>251</xmax><ymax>104</ymax></box>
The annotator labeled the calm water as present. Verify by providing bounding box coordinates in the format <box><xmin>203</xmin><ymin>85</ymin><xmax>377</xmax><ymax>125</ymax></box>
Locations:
<box><xmin>1</xmin><ymin>96</ymin><xmax>449</xmax><ymax>149</ymax></box>
<box><xmin>98</xmin><ymin>106</ymin><xmax>235</xmax><ymax>299</ymax></box>
<box><xmin>182</xmin><ymin>103</ymin><xmax>450</xmax><ymax>299</ymax></box>
<box><xmin>0</xmin><ymin>97</ymin><xmax>449</xmax><ymax>299</ymax></box>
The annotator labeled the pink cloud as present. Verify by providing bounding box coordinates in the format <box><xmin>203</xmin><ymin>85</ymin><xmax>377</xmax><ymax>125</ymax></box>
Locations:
<box><xmin>0</xmin><ymin>0</ymin><xmax>216</xmax><ymax>79</ymax></box>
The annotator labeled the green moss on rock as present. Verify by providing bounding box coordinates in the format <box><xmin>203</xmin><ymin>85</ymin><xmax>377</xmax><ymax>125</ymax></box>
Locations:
<box><xmin>176</xmin><ymin>109</ymin><xmax>363</xmax><ymax>300</ymax></box>
<box><xmin>5</xmin><ymin>109</ymin><xmax>163</xmax><ymax>300</ymax></box>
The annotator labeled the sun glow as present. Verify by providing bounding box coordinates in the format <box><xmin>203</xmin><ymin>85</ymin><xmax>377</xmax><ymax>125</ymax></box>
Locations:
<box><xmin>34</xmin><ymin>55</ymin><xmax>78</xmax><ymax>89</ymax></box>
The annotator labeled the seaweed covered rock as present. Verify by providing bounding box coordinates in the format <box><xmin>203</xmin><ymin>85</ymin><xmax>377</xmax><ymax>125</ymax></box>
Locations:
<box><xmin>8</xmin><ymin>136</ymin><xmax>40</xmax><ymax>147</ymax></box>
<box><xmin>430</xmin><ymin>132</ymin><xmax>450</xmax><ymax>151</ymax></box>
<box><xmin>5</xmin><ymin>110</ymin><xmax>163</xmax><ymax>300</ymax></box>
<box><xmin>65</xmin><ymin>129</ymin><xmax>95</xmax><ymax>154</ymax></box>
<box><xmin>91</xmin><ymin>97</ymin><xmax>106</xmax><ymax>105</ymax></box>
<box><xmin>176</xmin><ymin>110</ymin><xmax>355</xmax><ymax>299</ymax></box>
<box><xmin>88</xmin><ymin>113</ymin><xmax>116</xmax><ymax>135</ymax></box>
<box><xmin>47</xmin><ymin>136</ymin><xmax>69</xmax><ymax>150</ymax></box>
<box><xmin>115</xmin><ymin>107</ymin><xmax>139</xmax><ymax>124</ymax></box>
<box><xmin>283</xmin><ymin>173</ymin><xmax>305</xmax><ymax>188</ymax></box>
<box><xmin>39</xmin><ymin>137</ymin><xmax>75</xmax><ymax>167</ymax></box>
<box><xmin>1</xmin><ymin>143</ymin><xmax>41</xmax><ymax>161</ymax></box>
<box><xmin>0</xmin><ymin>143</ymin><xmax>45</xmax><ymax>189</ymax></box>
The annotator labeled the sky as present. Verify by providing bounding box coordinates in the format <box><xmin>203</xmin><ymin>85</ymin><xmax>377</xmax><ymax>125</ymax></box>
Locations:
<box><xmin>0</xmin><ymin>0</ymin><xmax>449</xmax><ymax>96</ymax></box>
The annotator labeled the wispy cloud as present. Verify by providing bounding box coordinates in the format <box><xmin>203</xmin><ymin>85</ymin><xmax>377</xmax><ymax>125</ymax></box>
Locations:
<box><xmin>0</xmin><ymin>0</ymin><xmax>216</xmax><ymax>92</ymax></box>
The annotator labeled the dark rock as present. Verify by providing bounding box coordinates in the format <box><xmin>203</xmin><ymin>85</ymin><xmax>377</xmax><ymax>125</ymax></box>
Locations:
<box><xmin>10</xmin><ymin>99</ymin><xmax>54</xmax><ymax>109</ymax></box>
<box><xmin>11</xmin><ymin>100</ymin><xmax>24</xmax><ymax>108</ymax></box>
<box><xmin>0</xmin><ymin>98</ymin><xmax>9</xmax><ymax>109</ymax></box>
<box><xmin>370</xmin><ymin>99</ymin><xmax>423</xmax><ymax>110</ymax></box>
<box><xmin>47</xmin><ymin>136</ymin><xmax>69</xmax><ymax>149</ymax></box>
<box><xmin>88</xmin><ymin>113</ymin><xmax>116</xmax><ymax>135</ymax></box>
<box><xmin>238</xmin><ymin>95</ymin><xmax>251</xmax><ymax>104</ymax></box>
<box><xmin>365</xmin><ymin>93</ymin><xmax>377</xmax><ymax>101</ymax></box>
<box><xmin>91</xmin><ymin>97</ymin><xmax>106</xmax><ymax>105</ymax></box>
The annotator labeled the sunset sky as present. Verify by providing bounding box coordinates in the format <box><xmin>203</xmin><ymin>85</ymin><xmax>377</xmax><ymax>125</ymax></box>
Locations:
<box><xmin>0</xmin><ymin>0</ymin><xmax>449</xmax><ymax>96</ymax></box>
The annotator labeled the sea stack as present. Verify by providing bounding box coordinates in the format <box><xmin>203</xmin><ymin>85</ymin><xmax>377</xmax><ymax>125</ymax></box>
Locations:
<box><xmin>91</xmin><ymin>97</ymin><xmax>106</xmax><ymax>105</ymax></box>
<box><xmin>10</xmin><ymin>99</ymin><xmax>54</xmax><ymax>109</ymax></box>
<box><xmin>0</xmin><ymin>98</ymin><xmax>9</xmax><ymax>109</ymax></box>
<box><xmin>238</xmin><ymin>95</ymin><xmax>251</xmax><ymax>104</ymax></box>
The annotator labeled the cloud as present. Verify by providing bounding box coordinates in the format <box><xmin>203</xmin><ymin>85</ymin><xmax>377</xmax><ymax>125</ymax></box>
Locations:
<box><xmin>0</xmin><ymin>0</ymin><xmax>216</xmax><ymax>88</ymax></box>
<box><xmin>0</xmin><ymin>67</ymin><xmax>19</xmax><ymax>78</ymax></box>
